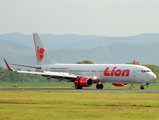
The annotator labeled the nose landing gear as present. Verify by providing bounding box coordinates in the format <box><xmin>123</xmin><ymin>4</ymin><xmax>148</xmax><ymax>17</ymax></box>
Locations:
<box><xmin>140</xmin><ymin>85</ymin><xmax>144</xmax><ymax>90</ymax></box>
<box><xmin>140</xmin><ymin>83</ymin><xmax>149</xmax><ymax>90</ymax></box>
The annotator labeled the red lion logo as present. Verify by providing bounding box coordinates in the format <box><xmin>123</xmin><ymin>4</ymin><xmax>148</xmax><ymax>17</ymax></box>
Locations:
<box><xmin>36</xmin><ymin>46</ymin><xmax>45</xmax><ymax>62</ymax></box>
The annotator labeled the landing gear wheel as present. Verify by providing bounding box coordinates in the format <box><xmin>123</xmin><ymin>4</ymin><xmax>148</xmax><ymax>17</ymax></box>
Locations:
<box><xmin>75</xmin><ymin>86</ymin><xmax>83</xmax><ymax>89</ymax></box>
<box><xmin>96</xmin><ymin>84</ymin><xmax>104</xmax><ymax>89</ymax></box>
<box><xmin>140</xmin><ymin>85</ymin><xmax>144</xmax><ymax>90</ymax></box>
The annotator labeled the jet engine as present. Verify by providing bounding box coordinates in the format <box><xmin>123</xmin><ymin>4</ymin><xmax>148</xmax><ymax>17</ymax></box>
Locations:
<box><xmin>112</xmin><ymin>83</ymin><xmax>128</xmax><ymax>87</ymax></box>
<box><xmin>74</xmin><ymin>77</ymin><xmax>93</xmax><ymax>87</ymax></box>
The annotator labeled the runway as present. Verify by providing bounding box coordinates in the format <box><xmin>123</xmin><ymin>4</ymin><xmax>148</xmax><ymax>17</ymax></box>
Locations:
<box><xmin>0</xmin><ymin>88</ymin><xmax>159</xmax><ymax>93</ymax></box>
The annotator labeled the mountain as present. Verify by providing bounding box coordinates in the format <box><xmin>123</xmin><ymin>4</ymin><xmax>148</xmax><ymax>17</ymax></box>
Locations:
<box><xmin>1</xmin><ymin>33</ymin><xmax>159</xmax><ymax>50</ymax></box>
<box><xmin>0</xmin><ymin>40</ymin><xmax>34</xmax><ymax>67</ymax></box>
<box><xmin>49</xmin><ymin>42</ymin><xmax>159</xmax><ymax>65</ymax></box>
<box><xmin>0</xmin><ymin>33</ymin><xmax>159</xmax><ymax>69</ymax></box>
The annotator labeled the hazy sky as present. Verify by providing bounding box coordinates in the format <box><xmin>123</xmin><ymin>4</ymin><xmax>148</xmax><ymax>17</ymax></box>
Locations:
<box><xmin>1</xmin><ymin>0</ymin><xmax>159</xmax><ymax>36</ymax></box>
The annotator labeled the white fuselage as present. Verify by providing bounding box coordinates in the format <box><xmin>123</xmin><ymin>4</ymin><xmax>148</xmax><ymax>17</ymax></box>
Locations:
<box><xmin>40</xmin><ymin>64</ymin><xmax>156</xmax><ymax>84</ymax></box>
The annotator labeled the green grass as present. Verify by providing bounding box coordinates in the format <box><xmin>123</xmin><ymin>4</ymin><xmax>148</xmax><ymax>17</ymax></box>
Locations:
<box><xmin>0</xmin><ymin>82</ymin><xmax>74</xmax><ymax>88</ymax></box>
<box><xmin>0</xmin><ymin>82</ymin><xmax>158</xmax><ymax>90</ymax></box>
<box><xmin>0</xmin><ymin>91</ymin><xmax>159</xmax><ymax>120</ymax></box>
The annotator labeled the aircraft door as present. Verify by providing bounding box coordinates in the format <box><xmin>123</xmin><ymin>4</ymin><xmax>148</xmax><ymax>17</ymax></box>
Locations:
<box><xmin>66</xmin><ymin>68</ymin><xmax>69</xmax><ymax>73</ymax></box>
<box><xmin>133</xmin><ymin>68</ymin><xmax>137</xmax><ymax>77</ymax></box>
<box><xmin>146</xmin><ymin>71</ymin><xmax>148</xmax><ymax>78</ymax></box>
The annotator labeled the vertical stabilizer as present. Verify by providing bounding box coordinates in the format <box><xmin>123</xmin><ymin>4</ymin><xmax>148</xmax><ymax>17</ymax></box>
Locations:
<box><xmin>33</xmin><ymin>33</ymin><xmax>56</xmax><ymax>65</ymax></box>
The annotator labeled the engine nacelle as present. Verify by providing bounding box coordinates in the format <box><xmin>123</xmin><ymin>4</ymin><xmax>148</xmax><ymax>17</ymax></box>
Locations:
<box><xmin>74</xmin><ymin>77</ymin><xmax>93</xmax><ymax>87</ymax></box>
<box><xmin>112</xmin><ymin>83</ymin><xmax>128</xmax><ymax>87</ymax></box>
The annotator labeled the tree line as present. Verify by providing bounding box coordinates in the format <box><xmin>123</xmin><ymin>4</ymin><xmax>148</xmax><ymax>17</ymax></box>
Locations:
<box><xmin>0</xmin><ymin>67</ymin><xmax>46</xmax><ymax>83</ymax></box>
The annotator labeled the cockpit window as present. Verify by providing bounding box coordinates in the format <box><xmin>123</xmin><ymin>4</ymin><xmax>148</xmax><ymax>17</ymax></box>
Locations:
<box><xmin>141</xmin><ymin>70</ymin><xmax>151</xmax><ymax>73</ymax></box>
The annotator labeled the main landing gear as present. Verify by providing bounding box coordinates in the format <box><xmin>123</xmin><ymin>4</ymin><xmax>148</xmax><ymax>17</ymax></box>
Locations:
<box><xmin>75</xmin><ymin>86</ymin><xmax>83</xmax><ymax>89</ymax></box>
<box><xmin>96</xmin><ymin>82</ymin><xmax>104</xmax><ymax>89</ymax></box>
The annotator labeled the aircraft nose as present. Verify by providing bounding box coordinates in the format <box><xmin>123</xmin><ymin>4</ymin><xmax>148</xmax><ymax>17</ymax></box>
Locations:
<box><xmin>149</xmin><ymin>73</ymin><xmax>156</xmax><ymax>81</ymax></box>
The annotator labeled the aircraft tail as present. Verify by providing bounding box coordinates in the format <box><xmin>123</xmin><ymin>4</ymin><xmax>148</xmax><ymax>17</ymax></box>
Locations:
<box><xmin>33</xmin><ymin>33</ymin><xmax>57</xmax><ymax>65</ymax></box>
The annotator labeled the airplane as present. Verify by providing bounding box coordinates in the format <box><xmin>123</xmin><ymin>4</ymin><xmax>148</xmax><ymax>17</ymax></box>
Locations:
<box><xmin>4</xmin><ymin>33</ymin><xmax>156</xmax><ymax>90</ymax></box>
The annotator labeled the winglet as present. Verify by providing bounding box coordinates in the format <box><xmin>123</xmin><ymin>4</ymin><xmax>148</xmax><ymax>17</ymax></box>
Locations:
<box><xmin>4</xmin><ymin>59</ymin><xmax>14</xmax><ymax>71</ymax></box>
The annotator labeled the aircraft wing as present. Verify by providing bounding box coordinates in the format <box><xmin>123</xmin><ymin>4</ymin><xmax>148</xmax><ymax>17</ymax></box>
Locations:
<box><xmin>17</xmin><ymin>71</ymin><xmax>77</xmax><ymax>78</ymax></box>
<box><xmin>4</xmin><ymin>59</ymin><xmax>77</xmax><ymax>79</ymax></box>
